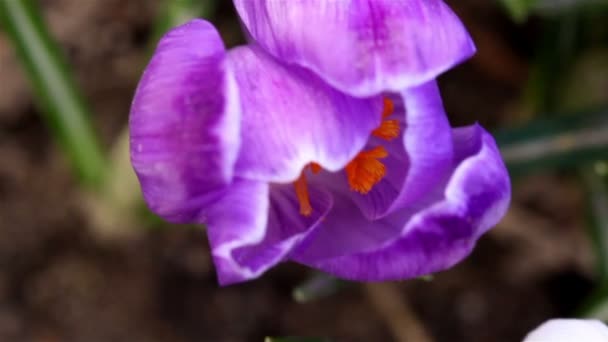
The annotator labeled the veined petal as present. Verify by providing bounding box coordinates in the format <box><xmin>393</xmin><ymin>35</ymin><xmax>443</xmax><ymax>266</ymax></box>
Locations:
<box><xmin>292</xmin><ymin>125</ymin><xmax>511</xmax><ymax>281</ymax></box>
<box><xmin>234</xmin><ymin>0</ymin><xmax>476</xmax><ymax>96</ymax></box>
<box><xmin>130</xmin><ymin>20</ymin><xmax>240</xmax><ymax>223</ymax></box>
<box><xmin>229</xmin><ymin>45</ymin><xmax>382</xmax><ymax>183</ymax></box>
<box><xmin>207</xmin><ymin>180</ymin><xmax>332</xmax><ymax>285</ymax></box>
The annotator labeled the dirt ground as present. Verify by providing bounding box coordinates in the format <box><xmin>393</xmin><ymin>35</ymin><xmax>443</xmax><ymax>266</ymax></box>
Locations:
<box><xmin>0</xmin><ymin>1</ymin><xmax>597</xmax><ymax>341</ymax></box>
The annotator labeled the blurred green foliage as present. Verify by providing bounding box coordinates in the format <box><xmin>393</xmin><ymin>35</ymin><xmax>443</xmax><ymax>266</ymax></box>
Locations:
<box><xmin>501</xmin><ymin>0</ymin><xmax>608</xmax><ymax>22</ymax></box>
<box><xmin>500</xmin><ymin>0</ymin><xmax>537</xmax><ymax>22</ymax></box>
<box><xmin>501</xmin><ymin>0</ymin><xmax>608</xmax><ymax>319</ymax></box>
<box><xmin>152</xmin><ymin>0</ymin><xmax>217</xmax><ymax>47</ymax></box>
<box><xmin>496</xmin><ymin>109</ymin><xmax>608</xmax><ymax>176</ymax></box>
<box><xmin>0</xmin><ymin>0</ymin><xmax>106</xmax><ymax>188</ymax></box>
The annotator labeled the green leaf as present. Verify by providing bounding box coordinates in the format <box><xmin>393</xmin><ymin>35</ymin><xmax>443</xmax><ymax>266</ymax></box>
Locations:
<box><xmin>0</xmin><ymin>0</ymin><xmax>106</xmax><ymax>188</ymax></box>
<box><xmin>499</xmin><ymin>0</ymin><xmax>538</xmax><ymax>22</ymax></box>
<box><xmin>495</xmin><ymin>108</ymin><xmax>608</xmax><ymax>176</ymax></box>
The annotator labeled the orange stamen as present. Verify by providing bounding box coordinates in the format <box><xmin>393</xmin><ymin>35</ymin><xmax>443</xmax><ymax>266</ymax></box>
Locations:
<box><xmin>373</xmin><ymin>98</ymin><xmax>400</xmax><ymax>140</ymax></box>
<box><xmin>372</xmin><ymin>119</ymin><xmax>400</xmax><ymax>140</ymax></box>
<box><xmin>293</xmin><ymin>99</ymin><xmax>396</xmax><ymax>213</ymax></box>
<box><xmin>345</xmin><ymin>146</ymin><xmax>388</xmax><ymax>194</ymax></box>
<box><xmin>294</xmin><ymin>172</ymin><xmax>313</xmax><ymax>216</ymax></box>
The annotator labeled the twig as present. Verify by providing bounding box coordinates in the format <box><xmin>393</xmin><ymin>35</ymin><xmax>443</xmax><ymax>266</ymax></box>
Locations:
<box><xmin>364</xmin><ymin>283</ymin><xmax>433</xmax><ymax>342</ymax></box>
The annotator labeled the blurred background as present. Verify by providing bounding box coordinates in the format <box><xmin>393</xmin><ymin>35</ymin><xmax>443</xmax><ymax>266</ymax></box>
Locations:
<box><xmin>0</xmin><ymin>0</ymin><xmax>607</xmax><ymax>341</ymax></box>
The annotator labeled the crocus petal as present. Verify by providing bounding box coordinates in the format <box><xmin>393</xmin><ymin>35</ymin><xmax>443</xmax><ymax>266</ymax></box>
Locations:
<box><xmin>523</xmin><ymin>319</ymin><xmax>608</xmax><ymax>342</ymax></box>
<box><xmin>229</xmin><ymin>45</ymin><xmax>382</xmax><ymax>183</ymax></box>
<box><xmin>130</xmin><ymin>20</ymin><xmax>240</xmax><ymax>222</ymax></box>
<box><xmin>234</xmin><ymin>0</ymin><xmax>476</xmax><ymax>96</ymax></box>
<box><xmin>207</xmin><ymin>180</ymin><xmax>332</xmax><ymax>285</ymax></box>
<box><xmin>292</xmin><ymin>124</ymin><xmax>511</xmax><ymax>281</ymax></box>
<box><xmin>348</xmin><ymin>81</ymin><xmax>453</xmax><ymax>220</ymax></box>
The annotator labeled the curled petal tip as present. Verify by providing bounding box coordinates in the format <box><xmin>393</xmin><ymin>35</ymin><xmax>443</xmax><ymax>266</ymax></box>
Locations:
<box><xmin>129</xmin><ymin>19</ymin><xmax>241</xmax><ymax>222</ymax></box>
<box><xmin>234</xmin><ymin>0</ymin><xmax>476</xmax><ymax>96</ymax></box>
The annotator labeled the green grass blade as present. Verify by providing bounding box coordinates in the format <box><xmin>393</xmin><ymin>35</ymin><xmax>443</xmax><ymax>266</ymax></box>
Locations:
<box><xmin>496</xmin><ymin>108</ymin><xmax>608</xmax><ymax>175</ymax></box>
<box><xmin>0</xmin><ymin>0</ymin><xmax>106</xmax><ymax>188</ymax></box>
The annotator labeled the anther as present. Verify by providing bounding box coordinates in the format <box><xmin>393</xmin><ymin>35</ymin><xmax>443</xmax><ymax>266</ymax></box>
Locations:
<box><xmin>373</xmin><ymin>98</ymin><xmax>400</xmax><ymax>140</ymax></box>
<box><xmin>345</xmin><ymin>146</ymin><xmax>388</xmax><ymax>194</ymax></box>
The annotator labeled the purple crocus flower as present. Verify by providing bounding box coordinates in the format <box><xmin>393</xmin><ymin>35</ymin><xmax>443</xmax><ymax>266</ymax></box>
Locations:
<box><xmin>130</xmin><ymin>17</ymin><xmax>510</xmax><ymax>285</ymax></box>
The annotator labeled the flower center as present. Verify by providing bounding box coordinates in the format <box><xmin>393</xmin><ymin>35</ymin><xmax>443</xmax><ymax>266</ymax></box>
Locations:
<box><xmin>345</xmin><ymin>98</ymin><xmax>399</xmax><ymax>194</ymax></box>
<box><xmin>294</xmin><ymin>98</ymin><xmax>400</xmax><ymax>216</ymax></box>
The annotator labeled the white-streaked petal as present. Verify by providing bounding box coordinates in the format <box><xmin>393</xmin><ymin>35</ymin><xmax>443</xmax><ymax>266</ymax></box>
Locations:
<box><xmin>234</xmin><ymin>0</ymin><xmax>476</xmax><ymax>96</ymax></box>
<box><xmin>229</xmin><ymin>45</ymin><xmax>382</xmax><ymax>183</ymax></box>
<box><xmin>130</xmin><ymin>19</ymin><xmax>241</xmax><ymax>223</ymax></box>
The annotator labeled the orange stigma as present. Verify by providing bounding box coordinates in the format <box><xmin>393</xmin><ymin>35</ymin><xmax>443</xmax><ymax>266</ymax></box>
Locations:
<box><xmin>345</xmin><ymin>146</ymin><xmax>388</xmax><ymax>194</ymax></box>
<box><xmin>373</xmin><ymin>98</ymin><xmax>400</xmax><ymax>141</ymax></box>
<box><xmin>310</xmin><ymin>162</ymin><xmax>322</xmax><ymax>174</ymax></box>
<box><xmin>380</xmin><ymin>97</ymin><xmax>394</xmax><ymax>118</ymax></box>
<box><xmin>294</xmin><ymin>172</ymin><xmax>313</xmax><ymax>216</ymax></box>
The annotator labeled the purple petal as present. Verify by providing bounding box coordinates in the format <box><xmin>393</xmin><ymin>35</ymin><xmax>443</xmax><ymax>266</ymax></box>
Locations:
<box><xmin>292</xmin><ymin>125</ymin><xmax>511</xmax><ymax>281</ymax></box>
<box><xmin>130</xmin><ymin>20</ymin><xmax>241</xmax><ymax>223</ymax></box>
<box><xmin>234</xmin><ymin>0</ymin><xmax>476</xmax><ymax>96</ymax></box>
<box><xmin>207</xmin><ymin>179</ymin><xmax>332</xmax><ymax>285</ymax></box>
<box><xmin>229</xmin><ymin>45</ymin><xmax>382</xmax><ymax>183</ymax></box>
